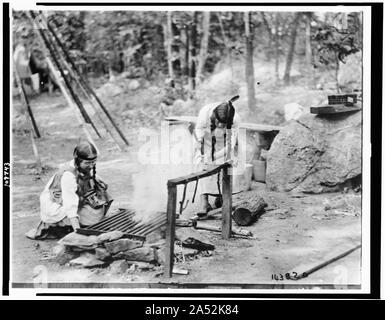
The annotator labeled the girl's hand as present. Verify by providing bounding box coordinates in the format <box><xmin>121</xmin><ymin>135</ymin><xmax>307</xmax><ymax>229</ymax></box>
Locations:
<box><xmin>70</xmin><ymin>217</ymin><xmax>80</xmax><ymax>231</ymax></box>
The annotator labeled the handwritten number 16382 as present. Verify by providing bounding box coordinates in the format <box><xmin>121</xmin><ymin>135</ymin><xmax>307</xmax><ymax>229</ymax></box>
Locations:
<box><xmin>271</xmin><ymin>272</ymin><xmax>298</xmax><ymax>280</ymax></box>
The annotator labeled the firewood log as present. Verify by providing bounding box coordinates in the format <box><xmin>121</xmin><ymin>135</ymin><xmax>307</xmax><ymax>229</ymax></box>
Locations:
<box><xmin>232</xmin><ymin>195</ymin><xmax>267</xmax><ymax>226</ymax></box>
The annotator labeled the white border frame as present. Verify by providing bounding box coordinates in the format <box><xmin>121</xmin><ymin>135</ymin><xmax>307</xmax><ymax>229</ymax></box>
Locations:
<box><xmin>5</xmin><ymin>0</ymin><xmax>373</xmax><ymax>298</ymax></box>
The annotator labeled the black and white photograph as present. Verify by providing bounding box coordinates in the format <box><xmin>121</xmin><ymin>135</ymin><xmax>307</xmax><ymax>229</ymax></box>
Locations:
<box><xmin>2</xmin><ymin>0</ymin><xmax>378</xmax><ymax>298</ymax></box>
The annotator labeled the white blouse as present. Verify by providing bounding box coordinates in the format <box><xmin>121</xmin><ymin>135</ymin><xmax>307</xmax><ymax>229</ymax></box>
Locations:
<box><xmin>39</xmin><ymin>160</ymin><xmax>79</xmax><ymax>223</ymax></box>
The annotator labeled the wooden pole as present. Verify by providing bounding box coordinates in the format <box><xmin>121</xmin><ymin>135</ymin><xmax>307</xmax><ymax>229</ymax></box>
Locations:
<box><xmin>46</xmin><ymin>58</ymin><xmax>97</xmax><ymax>147</ymax></box>
<box><xmin>14</xmin><ymin>71</ymin><xmax>42</xmax><ymax>167</ymax></box>
<box><xmin>296</xmin><ymin>244</ymin><xmax>361</xmax><ymax>280</ymax></box>
<box><xmin>221</xmin><ymin>165</ymin><xmax>232</xmax><ymax>239</ymax></box>
<box><xmin>45</xmin><ymin>13</ymin><xmax>130</xmax><ymax>146</ymax></box>
<box><xmin>14</xmin><ymin>70</ymin><xmax>41</xmax><ymax>138</ymax></box>
<box><xmin>164</xmin><ymin>184</ymin><xmax>177</xmax><ymax>278</ymax></box>
<box><xmin>29</xmin><ymin>11</ymin><xmax>101</xmax><ymax>139</ymax></box>
<box><xmin>61</xmin><ymin>58</ymin><xmax>126</xmax><ymax>151</ymax></box>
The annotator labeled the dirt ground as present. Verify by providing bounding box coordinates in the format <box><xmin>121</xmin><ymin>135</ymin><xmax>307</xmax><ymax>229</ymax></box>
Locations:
<box><xmin>10</xmin><ymin>92</ymin><xmax>362</xmax><ymax>289</ymax></box>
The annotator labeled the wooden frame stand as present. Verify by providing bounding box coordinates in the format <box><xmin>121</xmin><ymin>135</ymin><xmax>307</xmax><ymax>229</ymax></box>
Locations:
<box><xmin>164</xmin><ymin>162</ymin><xmax>232</xmax><ymax>278</ymax></box>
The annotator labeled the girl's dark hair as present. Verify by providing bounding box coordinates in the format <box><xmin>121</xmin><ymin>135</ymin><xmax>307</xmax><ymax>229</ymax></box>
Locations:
<box><xmin>73</xmin><ymin>140</ymin><xmax>98</xmax><ymax>167</ymax></box>
<box><xmin>209</xmin><ymin>102</ymin><xmax>235</xmax><ymax>161</ymax></box>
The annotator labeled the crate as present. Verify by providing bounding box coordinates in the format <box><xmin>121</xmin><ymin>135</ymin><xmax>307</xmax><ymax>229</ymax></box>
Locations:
<box><xmin>328</xmin><ymin>94</ymin><xmax>357</xmax><ymax>106</ymax></box>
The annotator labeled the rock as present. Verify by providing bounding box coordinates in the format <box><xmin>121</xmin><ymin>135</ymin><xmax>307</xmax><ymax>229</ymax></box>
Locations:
<box><xmin>69</xmin><ymin>252</ymin><xmax>106</xmax><ymax>268</ymax></box>
<box><xmin>104</xmin><ymin>238</ymin><xmax>143</xmax><ymax>254</ymax></box>
<box><xmin>52</xmin><ymin>245</ymin><xmax>79</xmax><ymax>266</ymax></box>
<box><xmin>283</xmin><ymin>103</ymin><xmax>308</xmax><ymax>122</ymax></box>
<box><xmin>95</xmin><ymin>247</ymin><xmax>112</xmax><ymax>261</ymax></box>
<box><xmin>58</xmin><ymin>232</ymin><xmax>99</xmax><ymax>250</ymax></box>
<box><xmin>97</xmin><ymin>230</ymin><xmax>125</xmax><ymax>243</ymax></box>
<box><xmin>128</xmin><ymin>79</ymin><xmax>140</xmax><ymax>91</ymax></box>
<box><xmin>113</xmin><ymin>246</ymin><xmax>157</xmax><ymax>263</ymax></box>
<box><xmin>266</xmin><ymin>112</ymin><xmax>361</xmax><ymax>193</ymax></box>
<box><xmin>175</xmin><ymin>228</ymin><xmax>215</xmax><ymax>251</ymax></box>
<box><xmin>109</xmin><ymin>259</ymin><xmax>129</xmax><ymax>274</ymax></box>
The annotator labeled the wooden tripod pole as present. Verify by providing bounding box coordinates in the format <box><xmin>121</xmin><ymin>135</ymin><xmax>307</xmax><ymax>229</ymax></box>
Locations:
<box><xmin>44</xmin><ymin>13</ymin><xmax>130</xmax><ymax>146</ymax></box>
<box><xmin>46</xmin><ymin>58</ymin><xmax>97</xmax><ymax>149</ymax></box>
<box><xmin>29</xmin><ymin>11</ymin><xmax>101</xmax><ymax>139</ymax></box>
<box><xmin>61</xmin><ymin>58</ymin><xmax>125</xmax><ymax>151</ymax></box>
<box><xmin>14</xmin><ymin>71</ymin><xmax>42</xmax><ymax>167</ymax></box>
<box><xmin>13</xmin><ymin>70</ymin><xmax>41</xmax><ymax>138</ymax></box>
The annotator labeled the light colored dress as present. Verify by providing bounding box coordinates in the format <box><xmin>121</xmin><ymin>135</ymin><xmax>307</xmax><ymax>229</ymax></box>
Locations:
<box><xmin>194</xmin><ymin>102</ymin><xmax>242</xmax><ymax>194</ymax></box>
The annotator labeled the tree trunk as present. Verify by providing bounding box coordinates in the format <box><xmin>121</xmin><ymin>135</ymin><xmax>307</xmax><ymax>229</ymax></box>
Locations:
<box><xmin>305</xmin><ymin>14</ymin><xmax>312</xmax><ymax>69</ymax></box>
<box><xmin>244</xmin><ymin>11</ymin><xmax>256</xmax><ymax>112</ymax></box>
<box><xmin>274</xmin><ymin>12</ymin><xmax>280</xmax><ymax>83</ymax></box>
<box><xmin>305</xmin><ymin>13</ymin><xmax>315</xmax><ymax>89</ymax></box>
<box><xmin>195</xmin><ymin>11</ymin><xmax>210</xmax><ymax>84</ymax></box>
<box><xmin>283</xmin><ymin>12</ymin><xmax>301</xmax><ymax>85</ymax></box>
<box><xmin>261</xmin><ymin>12</ymin><xmax>272</xmax><ymax>61</ymax></box>
<box><xmin>187</xmin><ymin>22</ymin><xmax>193</xmax><ymax>96</ymax></box>
<box><xmin>180</xmin><ymin>24</ymin><xmax>189</xmax><ymax>78</ymax></box>
<box><xmin>163</xmin><ymin>11</ymin><xmax>174</xmax><ymax>79</ymax></box>
<box><xmin>189</xmin><ymin>11</ymin><xmax>198</xmax><ymax>93</ymax></box>
<box><xmin>232</xmin><ymin>195</ymin><xmax>267</xmax><ymax>226</ymax></box>
<box><xmin>335</xmin><ymin>51</ymin><xmax>340</xmax><ymax>93</ymax></box>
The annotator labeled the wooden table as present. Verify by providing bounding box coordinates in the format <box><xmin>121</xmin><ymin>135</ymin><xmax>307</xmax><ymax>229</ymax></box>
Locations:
<box><xmin>165</xmin><ymin>116</ymin><xmax>282</xmax><ymax>159</ymax></box>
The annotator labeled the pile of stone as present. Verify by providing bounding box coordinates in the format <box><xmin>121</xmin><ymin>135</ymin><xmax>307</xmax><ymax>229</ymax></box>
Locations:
<box><xmin>52</xmin><ymin>227</ymin><xmax>216</xmax><ymax>275</ymax></box>
<box><xmin>53</xmin><ymin>231</ymin><xmax>162</xmax><ymax>272</ymax></box>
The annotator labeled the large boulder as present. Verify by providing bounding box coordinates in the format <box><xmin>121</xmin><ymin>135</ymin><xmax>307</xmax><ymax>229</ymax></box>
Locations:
<box><xmin>266</xmin><ymin>111</ymin><xmax>362</xmax><ymax>193</ymax></box>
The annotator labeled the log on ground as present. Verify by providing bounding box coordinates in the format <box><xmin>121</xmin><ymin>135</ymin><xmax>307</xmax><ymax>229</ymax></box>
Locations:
<box><xmin>232</xmin><ymin>195</ymin><xmax>267</xmax><ymax>226</ymax></box>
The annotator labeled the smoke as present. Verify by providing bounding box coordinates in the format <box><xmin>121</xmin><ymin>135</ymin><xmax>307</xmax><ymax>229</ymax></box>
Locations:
<box><xmin>130</xmin><ymin>125</ymin><xmax>195</xmax><ymax>223</ymax></box>
<box><xmin>129</xmin><ymin>122</ymin><xmax>249</xmax><ymax>222</ymax></box>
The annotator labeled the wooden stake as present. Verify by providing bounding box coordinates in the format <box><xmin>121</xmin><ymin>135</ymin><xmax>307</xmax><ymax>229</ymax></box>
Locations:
<box><xmin>164</xmin><ymin>185</ymin><xmax>177</xmax><ymax>278</ymax></box>
<box><xmin>221</xmin><ymin>165</ymin><xmax>232</xmax><ymax>239</ymax></box>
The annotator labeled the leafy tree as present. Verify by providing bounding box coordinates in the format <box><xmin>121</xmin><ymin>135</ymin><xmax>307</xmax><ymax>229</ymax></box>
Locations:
<box><xmin>313</xmin><ymin>12</ymin><xmax>362</xmax><ymax>92</ymax></box>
